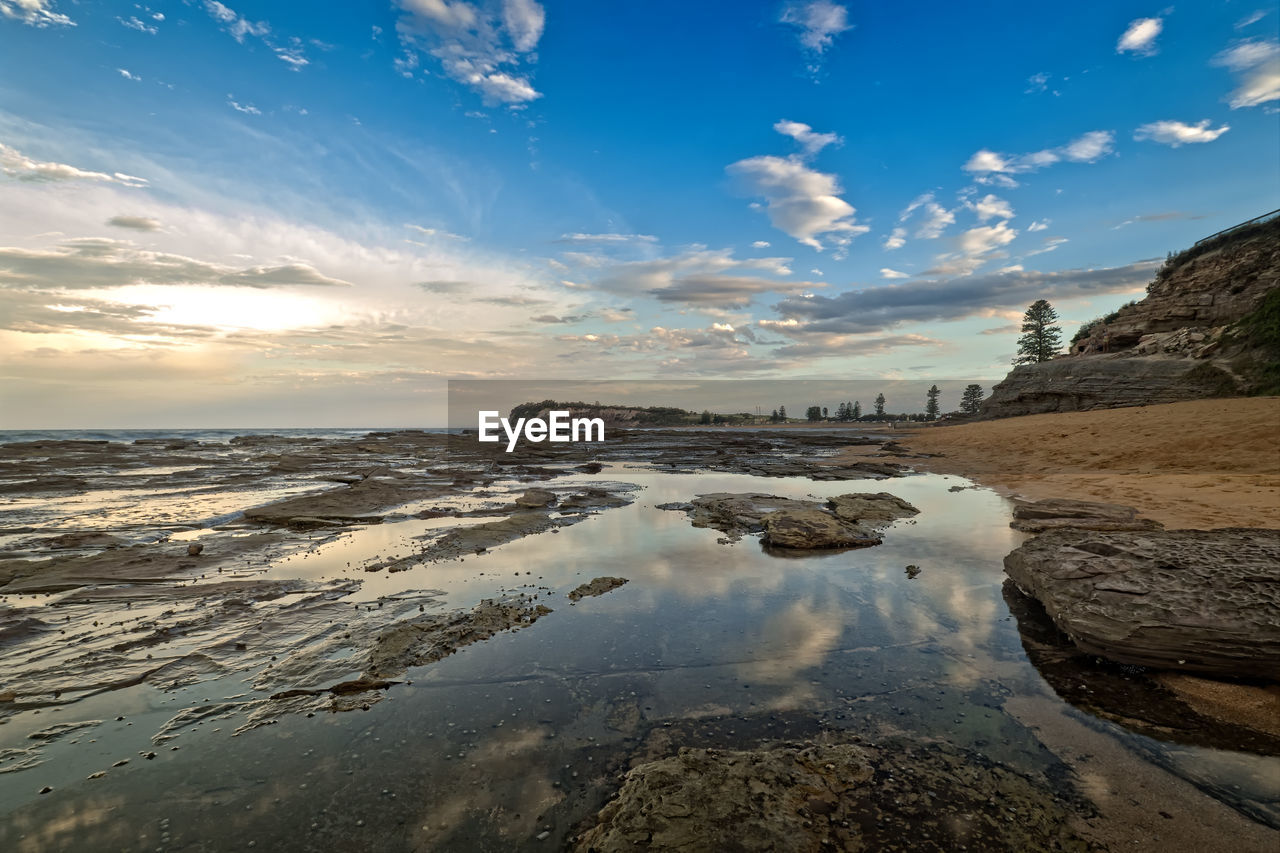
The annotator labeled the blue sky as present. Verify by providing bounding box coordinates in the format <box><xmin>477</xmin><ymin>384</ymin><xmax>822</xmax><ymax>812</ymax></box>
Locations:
<box><xmin>1</xmin><ymin>1</ymin><xmax>1277</xmax><ymax>426</ymax></box>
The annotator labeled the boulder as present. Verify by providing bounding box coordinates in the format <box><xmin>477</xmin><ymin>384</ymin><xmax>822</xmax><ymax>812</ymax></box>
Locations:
<box><xmin>762</xmin><ymin>509</ymin><xmax>879</xmax><ymax>549</ymax></box>
<box><xmin>827</xmin><ymin>491</ymin><xmax>920</xmax><ymax>523</ymax></box>
<box><xmin>1003</xmin><ymin>528</ymin><xmax>1280</xmax><ymax>678</ymax></box>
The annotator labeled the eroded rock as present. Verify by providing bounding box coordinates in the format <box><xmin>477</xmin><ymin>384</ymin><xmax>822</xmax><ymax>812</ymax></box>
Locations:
<box><xmin>1010</xmin><ymin>498</ymin><xmax>1162</xmax><ymax>533</ymax></box>
<box><xmin>662</xmin><ymin>492</ymin><xmax>918</xmax><ymax>550</ymax></box>
<box><xmin>574</xmin><ymin>738</ymin><xmax>1091</xmax><ymax>852</ymax></box>
<box><xmin>567</xmin><ymin>577</ymin><xmax>628</xmax><ymax>601</ymax></box>
<box><xmin>1004</xmin><ymin>528</ymin><xmax>1280</xmax><ymax>678</ymax></box>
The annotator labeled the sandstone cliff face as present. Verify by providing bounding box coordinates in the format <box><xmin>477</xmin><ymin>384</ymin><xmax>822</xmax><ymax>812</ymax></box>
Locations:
<box><xmin>983</xmin><ymin>213</ymin><xmax>1279</xmax><ymax>418</ymax></box>
<box><xmin>1074</xmin><ymin>214</ymin><xmax>1279</xmax><ymax>355</ymax></box>
<box><xmin>983</xmin><ymin>357</ymin><xmax>1228</xmax><ymax>417</ymax></box>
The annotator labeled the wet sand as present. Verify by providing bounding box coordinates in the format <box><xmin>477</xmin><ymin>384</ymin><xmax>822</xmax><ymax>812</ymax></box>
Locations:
<box><xmin>844</xmin><ymin>397</ymin><xmax>1280</xmax><ymax>530</ymax></box>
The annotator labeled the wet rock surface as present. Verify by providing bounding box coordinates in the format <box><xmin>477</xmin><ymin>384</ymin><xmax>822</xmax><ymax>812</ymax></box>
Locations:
<box><xmin>661</xmin><ymin>491</ymin><xmax>918</xmax><ymax>550</ymax></box>
<box><xmin>1003</xmin><ymin>580</ymin><xmax>1280</xmax><ymax>757</ymax></box>
<box><xmin>1004</xmin><ymin>527</ymin><xmax>1280</xmax><ymax>678</ymax></box>
<box><xmin>1010</xmin><ymin>498</ymin><xmax>1163</xmax><ymax>533</ymax></box>
<box><xmin>567</xmin><ymin>577</ymin><xmax>629</xmax><ymax>602</ymax></box>
<box><xmin>574</xmin><ymin>737</ymin><xmax>1092</xmax><ymax>853</ymax></box>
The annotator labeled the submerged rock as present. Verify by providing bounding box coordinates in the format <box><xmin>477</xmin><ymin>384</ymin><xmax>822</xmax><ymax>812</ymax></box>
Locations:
<box><xmin>574</xmin><ymin>738</ymin><xmax>1091</xmax><ymax>852</ymax></box>
<box><xmin>567</xmin><ymin>577</ymin><xmax>628</xmax><ymax>601</ymax></box>
<box><xmin>1010</xmin><ymin>498</ymin><xmax>1162</xmax><ymax>533</ymax></box>
<box><xmin>1004</xmin><ymin>528</ymin><xmax>1280</xmax><ymax>678</ymax></box>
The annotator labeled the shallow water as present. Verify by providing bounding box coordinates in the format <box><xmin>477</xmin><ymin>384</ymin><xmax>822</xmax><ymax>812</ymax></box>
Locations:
<box><xmin>1</xmin><ymin>461</ymin><xmax>1277</xmax><ymax>851</ymax></box>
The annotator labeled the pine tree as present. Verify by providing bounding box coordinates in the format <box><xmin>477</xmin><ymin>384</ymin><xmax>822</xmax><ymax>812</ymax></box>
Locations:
<box><xmin>822</xmin><ymin>406</ymin><xmax>828</xmax><ymax>419</ymax></box>
<box><xmin>925</xmin><ymin>385</ymin><xmax>940</xmax><ymax>420</ymax></box>
<box><xmin>874</xmin><ymin>393</ymin><xmax>886</xmax><ymax>418</ymax></box>
<box><xmin>778</xmin><ymin>405</ymin><xmax>787</xmax><ymax>421</ymax></box>
<box><xmin>771</xmin><ymin>408</ymin><xmax>779</xmax><ymax>423</ymax></box>
<box><xmin>960</xmin><ymin>384</ymin><xmax>985</xmax><ymax>414</ymax></box>
<box><xmin>852</xmin><ymin>401</ymin><xmax>861</xmax><ymax>420</ymax></box>
<box><xmin>1014</xmin><ymin>299</ymin><xmax>1063</xmax><ymax>364</ymax></box>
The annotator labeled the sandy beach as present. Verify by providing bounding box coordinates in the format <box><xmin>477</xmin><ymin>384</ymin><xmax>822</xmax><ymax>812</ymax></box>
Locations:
<box><xmin>849</xmin><ymin>397</ymin><xmax>1280</xmax><ymax>530</ymax></box>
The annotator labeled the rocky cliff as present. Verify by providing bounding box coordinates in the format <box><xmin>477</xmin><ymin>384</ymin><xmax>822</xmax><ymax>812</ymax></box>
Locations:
<box><xmin>983</xmin><ymin>212</ymin><xmax>1280</xmax><ymax>418</ymax></box>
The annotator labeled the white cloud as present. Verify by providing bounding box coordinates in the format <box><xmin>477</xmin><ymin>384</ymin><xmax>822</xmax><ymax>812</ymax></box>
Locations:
<box><xmin>227</xmin><ymin>97</ymin><xmax>261</xmax><ymax>115</ymax></box>
<box><xmin>968</xmin><ymin>194</ymin><xmax>1013</xmax><ymax>222</ymax></box>
<box><xmin>1236</xmin><ymin>11</ymin><xmax>1267</xmax><ymax>30</ymax></box>
<box><xmin>1025</xmin><ymin>236</ymin><xmax>1069</xmax><ymax>257</ymax></box>
<box><xmin>1212</xmin><ymin>38</ymin><xmax>1279</xmax><ymax>71</ymax></box>
<box><xmin>1025</xmin><ymin>72</ymin><xmax>1052</xmax><ymax>94</ymax></box>
<box><xmin>894</xmin><ymin>193</ymin><xmax>954</xmax><ymax>240</ymax></box>
<box><xmin>0</xmin><ymin>0</ymin><xmax>72</xmax><ymax>26</ymax></box>
<box><xmin>204</xmin><ymin>1</ymin><xmax>269</xmax><ymax>43</ymax></box>
<box><xmin>0</xmin><ymin>142</ymin><xmax>147</xmax><ymax>187</ymax></box>
<box><xmin>882</xmin><ymin>227</ymin><xmax>906</xmax><ymax>250</ymax></box>
<box><xmin>963</xmin><ymin>130</ymin><xmax>1115</xmax><ymax>176</ymax></box>
<box><xmin>407</xmin><ymin>223</ymin><xmax>470</xmax><ymax>241</ymax></box>
<box><xmin>726</xmin><ymin>155</ymin><xmax>867</xmax><ymax>253</ymax></box>
<box><xmin>916</xmin><ymin>202</ymin><xmax>955</xmax><ymax>238</ymax></box>
<box><xmin>751</xmin><ymin>240</ymin><xmax>771</xmax><ymax>248</ymax></box>
<box><xmin>395</xmin><ymin>0</ymin><xmax>544</xmax><ymax>106</ymax></box>
<box><xmin>1134</xmin><ymin>119</ymin><xmax>1230</xmax><ymax>146</ymax></box>
<box><xmin>118</xmin><ymin>15</ymin><xmax>157</xmax><ymax>34</ymax></box>
<box><xmin>880</xmin><ymin>268</ymin><xmax>909</xmax><ymax>279</ymax></box>
<box><xmin>1061</xmin><ymin>130</ymin><xmax>1114</xmax><ymax>162</ymax></box>
<box><xmin>117</xmin><ymin>68</ymin><xmax>141</xmax><ymax>81</ymax></box>
<box><xmin>780</xmin><ymin>1</ymin><xmax>852</xmax><ymax>53</ymax></box>
<box><xmin>276</xmin><ymin>48</ymin><xmax>310</xmax><ymax>70</ymax></box>
<box><xmin>774</xmin><ymin>119</ymin><xmax>841</xmax><ymax>156</ymax></box>
<box><xmin>588</xmin><ymin>248</ymin><xmax>813</xmax><ymax>308</ymax></box>
<box><xmin>957</xmin><ymin>221</ymin><xmax>1017</xmax><ymax>257</ymax></box>
<box><xmin>1027</xmin><ymin>220</ymin><xmax>1049</xmax><ymax>232</ymax></box>
<box><xmin>1211</xmin><ymin>39</ymin><xmax>1280</xmax><ymax>108</ymax></box>
<box><xmin>558</xmin><ymin>232</ymin><xmax>657</xmax><ymax>244</ymax></box>
<box><xmin>501</xmin><ymin>0</ymin><xmax>544</xmax><ymax>52</ymax></box>
<box><xmin>1117</xmin><ymin>17</ymin><xmax>1162</xmax><ymax>56</ymax></box>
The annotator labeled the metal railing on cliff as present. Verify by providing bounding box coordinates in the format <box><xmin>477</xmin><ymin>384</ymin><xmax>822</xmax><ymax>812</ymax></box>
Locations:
<box><xmin>1192</xmin><ymin>208</ymin><xmax>1280</xmax><ymax>247</ymax></box>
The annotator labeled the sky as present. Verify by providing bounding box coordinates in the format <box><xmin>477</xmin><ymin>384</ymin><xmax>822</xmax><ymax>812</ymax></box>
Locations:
<box><xmin>0</xmin><ymin>1</ymin><xmax>1277</xmax><ymax>427</ymax></box>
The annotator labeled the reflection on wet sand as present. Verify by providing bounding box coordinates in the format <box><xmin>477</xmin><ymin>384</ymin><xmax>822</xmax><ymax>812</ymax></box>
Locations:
<box><xmin>0</xmin><ymin>433</ymin><xmax>1277</xmax><ymax>850</ymax></box>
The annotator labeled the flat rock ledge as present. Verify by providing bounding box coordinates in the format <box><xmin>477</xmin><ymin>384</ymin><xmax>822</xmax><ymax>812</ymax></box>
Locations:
<box><xmin>1010</xmin><ymin>498</ymin><xmax>1163</xmax><ymax>533</ymax></box>
<box><xmin>658</xmin><ymin>492</ymin><xmax>918</xmax><ymax>550</ymax></box>
<box><xmin>1004</xmin><ymin>528</ymin><xmax>1280</xmax><ymax>678</ymax></box>
<box><xmin>573</xmin><ymin>739</ymin><xmax>1090</xmax><ymax>852</ymax></box>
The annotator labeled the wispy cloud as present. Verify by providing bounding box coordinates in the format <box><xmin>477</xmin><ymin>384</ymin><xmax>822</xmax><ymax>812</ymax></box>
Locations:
<box><xmin>1211</xmin><ymin>39</ymin><xmax>1280</xmax><ymax>108</ymax></box>
<box><xmin>773</xmin><ymin>120</ymin><xmax>842</xmax><ymax>156</ymax></box>
<box><xmin>107</xmin><ymin>215</ymin><xmax>162</xmax><ymax>232</ymax></box>
<box><xmin>769</xmin><ymin>262</ymin><xmax>1158</xmax><ymax>335</ymax></box>
<box><xmin>118</xmin><ymin>15</ymin><xmax>158</xmax><ymax>35</ymax></box>
<box><xmin>557</xmin><ymin>233</ymin><xmax>657</xmax><ymax>244</ymax></box>
<box><xmin>227</xmin><ymin>97</ymin><xmax>261</xmax><ymax>115</ymax></box>
<box><xmin>962</xmin><ymin>130</ymin><xmax>1115</xmax><ymax>181</ymax></box>
<box><xmin>0</xmin><ymin>238</ymin><xmax>352</xmax><ymax>291</ymax></box>
<box><xmin>780</xmin><ymin>1</ymin><xmax>852</xmax><ymax>54</ymax></box>
<box><xmin>0</xmin><ymin>142</ymin><xmax>147</xmax><ymax>187</ymax></box>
